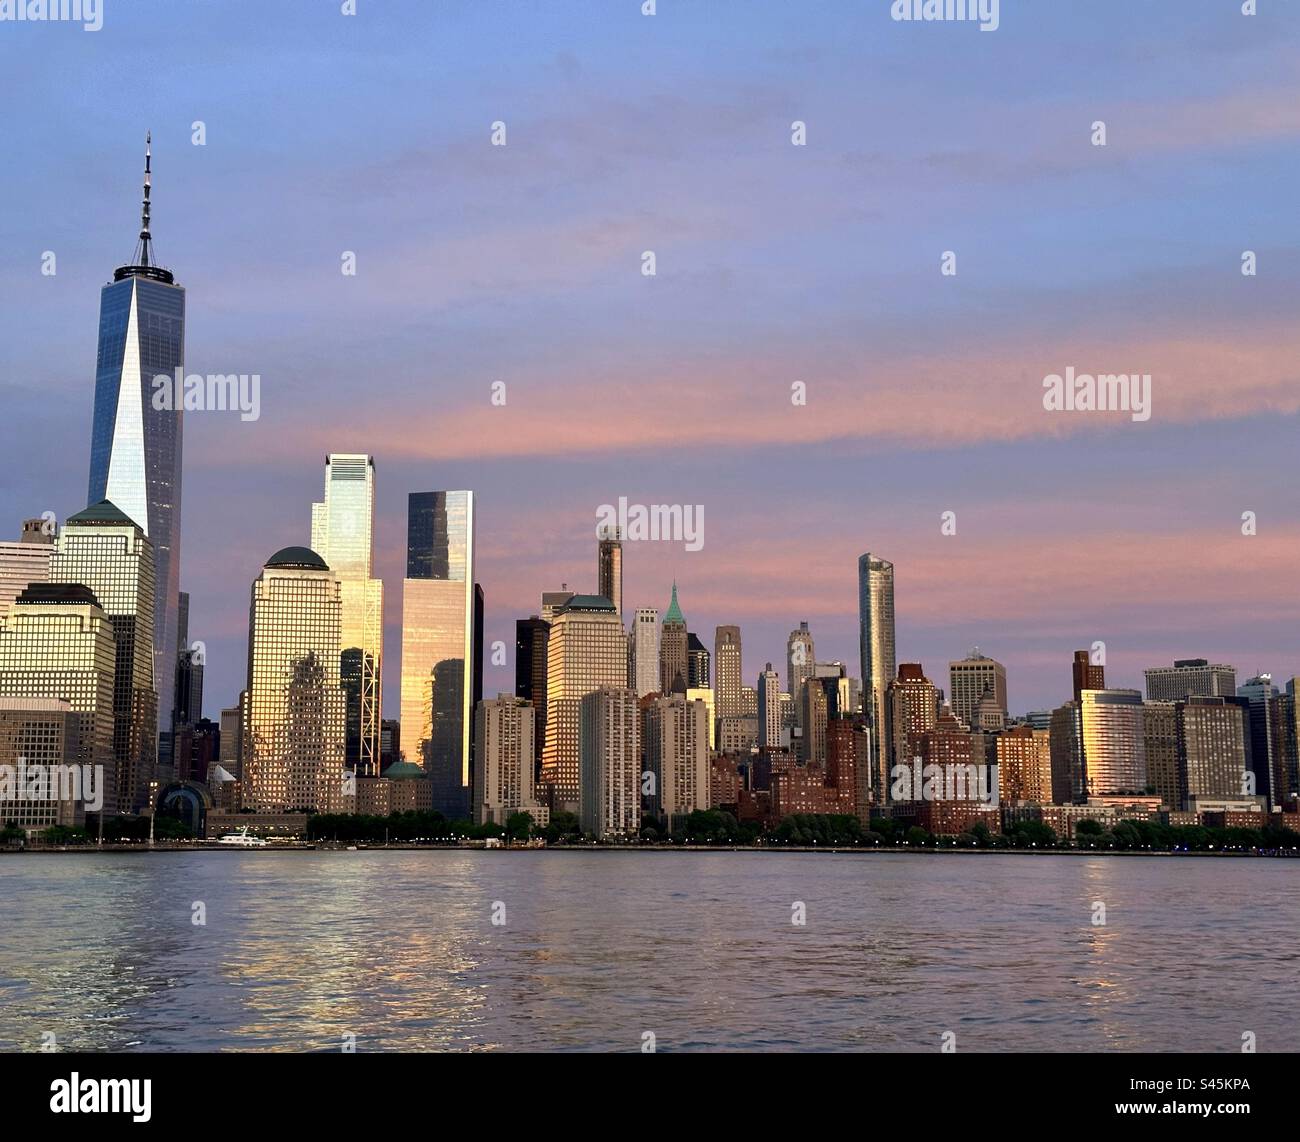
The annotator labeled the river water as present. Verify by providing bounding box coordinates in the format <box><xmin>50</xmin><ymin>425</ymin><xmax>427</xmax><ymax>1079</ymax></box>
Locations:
<box><xmin>1</xmin><ymin>850</ymin><xmax>1294</xmax><ymax>1052</ymax></box>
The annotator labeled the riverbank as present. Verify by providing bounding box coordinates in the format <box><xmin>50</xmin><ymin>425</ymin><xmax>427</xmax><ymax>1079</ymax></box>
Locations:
<box><xmin>3</xmin><ymin>843</ymin><xmax>1293</xmax><ymax>856</ymax></box>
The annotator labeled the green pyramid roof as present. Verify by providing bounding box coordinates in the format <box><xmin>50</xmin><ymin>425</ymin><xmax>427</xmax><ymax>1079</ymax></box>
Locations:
<box><xmin>664</xmin><ymin>581</ymin><xmax>684</xmax><ymax>624</ymax></box>
<box><xmin>67</xmin><ymin>500</ymin><xmax>140</xmax><ymax>529</ymax></box>
<box><xmin>560</xmin><ymin>594</ymin><xmax>615</xmax><ymax>611</ymax></box>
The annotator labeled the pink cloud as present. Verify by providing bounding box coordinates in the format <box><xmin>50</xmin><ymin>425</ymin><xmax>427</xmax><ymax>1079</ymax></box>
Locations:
<box><xmin>190</xmin><ymin>318</ymin><xmax>1300</xmax><ymax>467</ymax></box>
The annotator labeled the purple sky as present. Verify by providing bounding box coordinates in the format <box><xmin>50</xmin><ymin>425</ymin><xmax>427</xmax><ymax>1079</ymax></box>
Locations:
<box><xmin>1</xmin><ymin>0</ymin><xmax>1298</xmax><ymax>718</ymax></box>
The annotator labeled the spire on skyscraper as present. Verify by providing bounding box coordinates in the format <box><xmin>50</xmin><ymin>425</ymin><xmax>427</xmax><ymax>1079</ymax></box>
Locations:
<box><xmin>664</xmin><ymin>581</ymin><xmax>684</xmax><ymax>624</ymax></box>
<box><xmin>134</xmin><ymin>132</ymin><xmax>154</xmax><ymax>268</ymax></box>
<box><xmin>116</xmin><ymin>133</ymin><xmax>174</xmax><ymax>285</ymax></box>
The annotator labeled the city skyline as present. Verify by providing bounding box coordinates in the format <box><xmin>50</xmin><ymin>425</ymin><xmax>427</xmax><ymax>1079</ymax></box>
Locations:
<box><xmin>3</xmin><ymin>1</ymin><xmax>1299</xmax><ymax>725</ymax></box>
<box><xmin>4</xmin><ymin>3</ymin><xmax>1300</xmax><ymax>1089</ymax></box>
<box><xmin>8</xmin><ymin>446</ymin><xmax>1300</xmax><ymax>730</ymax></box>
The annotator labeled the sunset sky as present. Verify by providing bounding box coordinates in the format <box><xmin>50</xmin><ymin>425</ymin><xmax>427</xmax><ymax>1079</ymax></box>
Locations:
<box><xmin>2</xmin><ymin>0</ymin><xmax>1298</xmax><ymax>717</ymax></box>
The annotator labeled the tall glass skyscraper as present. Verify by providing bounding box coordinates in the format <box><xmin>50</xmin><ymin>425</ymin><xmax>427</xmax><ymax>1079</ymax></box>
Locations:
<box><xmin>857</xmin><ymin>553</ymin><xmax>895</xmax><ymax>799</ymax></box>
<box><xmin>400</xmin><ymin>491</ymin><xmax>478</xmax><ymax>818</ymax></box>
<box><xmin>86</xmin><ymin>136</ymin><xmax>185</xmax><ymax>736</ymax></box>
<box><xmin>311</xmin><ymin>454</ymin><xmax>383</xmax><ymax>776</ymax></box>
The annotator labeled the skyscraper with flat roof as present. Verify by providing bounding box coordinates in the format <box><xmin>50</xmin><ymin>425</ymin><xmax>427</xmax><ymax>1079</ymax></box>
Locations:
<box><xmin>87</xmin><ymin>137</ymin><xmax>185</xmax><ymax>735</ymax></box>
<box><xmin>1079</xmin><ymin>689</ymin><xmax>1146</xmax><ymax>797</ymax></box>
<box><xmin>542</xmin><ymin>594</ymin><xmax>627</xmax><ymax>813</ymax></box>
<box><xmin>401</xmin><ymin>491</ymin><xmax>477</xmax><ymax>819</ymax></box>
<box><xmin>642</xmin><ymin>693</ymin><xmax>710</xmax><ymax>832</ymax></box>
<box><xmin>579</xmin><ymin>685</ymin><xmax>640</xmax><ymax>839</ymax></box>
<box><xmin>1144</xmin><ymin>659</ymin><xmax>1237</xmax><ymax>702</ymax></box>
<box><xmin>686</xmin><ymin>632</ymin><xmax>710</xmax><ymax>690</ymax></box>
<box><xmin>632</xmin><ymin>607</ymin><xmax>659</xmax><ymax>698</ymax></box>
<box><xmin>1072</xmin><ymin>650</ymin><xmax>1105</xmax><ymax>703</ymax></box>
<box><xmin>948</xmin><ymin>650</ymin><xmax>1007</xmax><ymax>729</ymax></box>
<box><xmin>757</xmin><ymin>662</ymin><xmax>781</xmax><ymax>748</ymax></box>
<box><xmin>0</xmin><ymin>697</ymin><xmax>88</xmax><ymax>834</ymax></box>
<box><xmin>1143</xmin><ymin>701</ymin><xmax>1180</xmax><ymax>809</ymax></box>
<box><xmin>0</xmin><ymin>518</ymin><xmax>55</xmax><ymax>621</ymax></box>
<box><xmin>714</xmin><ymin>625</ymin><xmax>742</xmax><ymax>720</ymax></box>
<box><xmin>311</xmin><ymin>454</ymin><xmax>383</xmax><ymax>775</ymax></box>
<box><xmin>1273</xmin><ymin>683</ymin><xmax>1300</xmax><ymax>811</ymax></box>
<box><xmin>996</xmin><ymin>724</ymin><xmax>1052</xmax><ymax>804</ymax></box>
<box><xmin>0</xmin><ymin>585</ymin><xmax>117</xmax><ymax>816</ymax></box>
<box><xmin>515</xmin><ymin>616</ymin><xmax>550</xmax><ymax>781</ymax></box>
<box><xmin>1179</xmin><ymin>696</ymin><xmax>1249</xmax><ymax>807</ymax></box>
<box><xmin>1237</xmin><ymin>675</ymin><xmax>1278</xmax><ymax>807</ymax></box>
<box><xmin>474</xmin><ymin>694</ymin><xmax>548</xmax><ymax>827</ymax></box>
<box><xmin>888</xmin><ymin>663</ymin><xmax>939</xmax><ymax>771</ymax></box>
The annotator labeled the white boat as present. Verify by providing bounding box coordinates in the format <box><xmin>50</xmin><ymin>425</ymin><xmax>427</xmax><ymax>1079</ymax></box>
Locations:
<box><xmin>218</xmin><ymin>826</ymin><xmax>268</xmax><ymax>848</ymax></box>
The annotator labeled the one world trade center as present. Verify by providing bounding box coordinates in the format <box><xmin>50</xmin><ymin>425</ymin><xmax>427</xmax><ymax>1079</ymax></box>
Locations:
<box><xmin>87</xmin><ymin>134</ymin><xmax>185</xmax><ymax>738</ymax></box>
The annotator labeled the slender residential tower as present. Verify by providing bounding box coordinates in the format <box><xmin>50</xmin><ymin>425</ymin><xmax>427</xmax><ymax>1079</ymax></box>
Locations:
<box><xmin>857</xmin><ymin>554</ymin><xmax>896</xmax><ymax>797</ymax></box>
<box><xmin>87</xmin><ymin>135</ymin><xmax>185</xmax><ymax>734</ymax></box>
<box><xmin>597</xmin><ymin>526</ymin><xmax>623</xmax><ymax>620</ymax></box>
<box><xmin>632</xmin><ymin>607</ymin><xmax>659</xmax><ymax>697</ymax></box>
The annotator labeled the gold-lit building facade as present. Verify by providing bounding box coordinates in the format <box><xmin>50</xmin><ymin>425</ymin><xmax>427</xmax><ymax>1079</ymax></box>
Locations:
<box><xmin>0</xmin><ymin>518</ymin><xmax>55</xmax><ymax>621</ymax></box>
<box><xmin>541</xmin><ymin>595</ymin><xmax>626</xmax><ymax>813</ymax></box>
<box><xmin>311</xmin><ymin>453</ymin><xmax>383</xmax><ymax>776</ymax></box>
<box><xmin>244</xmin><ymin>548</ymin><xmax>345</xmax><ymax>812</ymax></box>
<box><xmin>49</xmin><ymin>501</ymin><xmax>157</xmax><ymax>814</ymax></box>
<box><xmin>996</xmin><ymin>723</ymin><xmax>1053</xmax><ymax>804</ymax></box>
<box><xmin>1079</xmin><ymin>689</ymin><xmax>1146</xmax><ymax>797</ymax></box>
<box><xmin>0</xmin><ymin>585</ymin><xmax>116</xmax><ymax>814</ymax></box>
<box><xmin>400</xmin><ymin>491</ymin><xmax>477</xmax><ymax>819</ymax></box>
